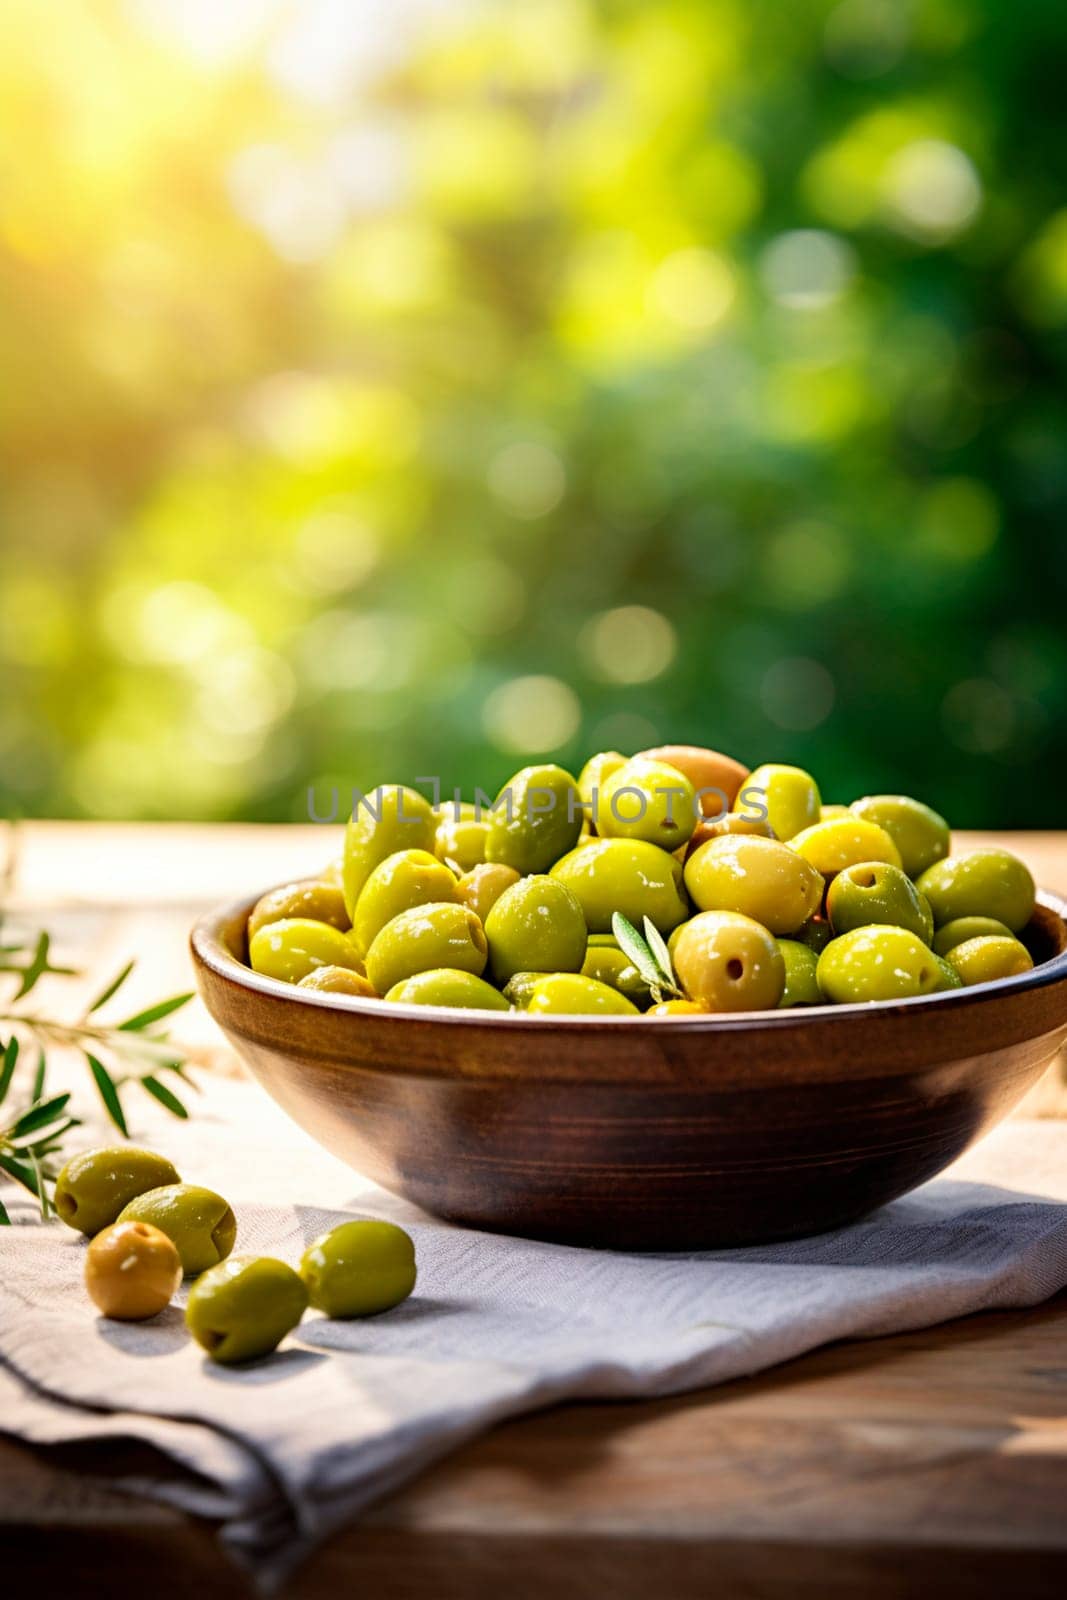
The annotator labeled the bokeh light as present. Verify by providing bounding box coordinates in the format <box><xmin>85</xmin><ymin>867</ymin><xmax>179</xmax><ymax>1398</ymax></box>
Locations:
<box><xmin>0</xmin><ymin>0</ymin><xmax>1065</xmax><ymax>826</ymax></box>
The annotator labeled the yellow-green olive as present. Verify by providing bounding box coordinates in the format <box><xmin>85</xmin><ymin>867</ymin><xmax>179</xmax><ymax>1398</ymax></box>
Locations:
<box><xmin>931</xmin><ymin>954</ymin><xmax>964</xmax><ymax>991</ymax></box>
<box><xmin>296</xmin><ymin>966</ymin><xmax>378</xmax><ymax>998</ymax></box>
<box><xmin>672</xmin><ymin>911</ymin><xmax>785</xmax><ymax>1012</ymax></box>
<box><xmin>433</xmin><ymin>812</ymin><xmax>490</xmax><ymax>873</ymax></box>
<box><xmin>598</xmin><ymin>757</ymin><xmax>698</xmax><ymax>851</ymax></box>
<box><xmin>249</xmin><ymin>918</ymin><xmax>365</xmax><ymax>985</ymax></box>
<box><xmin>351</xmin><ymin>848</ymin><xmax>459</xmax><ymax>955</ymax></box>
<box><xmin>85</xmin><ymin>1220</ymin><xmax>183</xmax><ymax>1320</ymax></box>
<box><xmin>819</xmin><ymin>804</ymin><xmax>851</xmax><ymax>821</ymax></box>
<box><xmin>932</xmin><ymin>916</ymin><xmax>1014</xmax><ymax>956</ymax></box>
<box><xmin>734</xmin><ymin>763</ymin><xmax>820</xmax><ymax>842</ymax></box>
<box><xmin>485</xmin><ymin>764</ymin><xmax>584</xmax><ymax>874</ymax></box>
<box><xmin>646</xmin><ymin>999</ymin><xmax>708</xmax><ymax>1016</ymax></box>
<box><xmin>684</xmin><ymin>813</ymin><xmax>776</xmax><ymax>862</ymax></box>
<box><xmin>580</xmin><ymin>939</ymin><xmax>653</xmax><ymax>1008</ymax></box>
<box><xmin>364</xmin><ymin>902</ymin><xmax>488</xmax><ymax>995</ymax></box>
<box><xmin>455</xmin><ymin>862</ymin><xmax>522</xmax><ymax>922</ymax></box>
<box><xmin>247</xmin><ymin>879</ymin><xmax>350</xmax><ymax>941</ymax></box>
<box><xmin>946</xmin><ymin>935</ymin><xmax>1033</xmax><ymax>986</ymax></box>
<box><xmin>790</xmin><ymin>817</ymin><xmax>902</xmax><ymax>878</ymax></box>
<box><xmin>300</xmin><ymin>1219</ymin><xmax>416</xmax><ymax>1317</ymax></box>
<box><xmin>576</xmin><ymin>750</ymin><xmax>627</xmax><ymax>832</ymax></box>
<box><xmin>816</xmin><ymin>927</ymin><xmax>939</xmax><ymax>1004</ymax></box>
<box><xmin>850</xmin><ymin>795</ymin><xmax>950</xmax><ymax>879</ymax></box>
<box><xmin>117</xmin><ymin>1184</ymin><xmax>237</xmax><ymax>1277</ymax></box>
<box><xmin>683</xmin><ymin>835</ymin><xmax>823</xmax><ymax>935</ymax></box>
<box><xmin>385</xmin><ymin>969</ymin><xmax>510</xmax><ymax>1010</ymax></box>
<box><xmin>342</xmin><ymin>785</ymin><xmax>437</xmax><ymax>919</ymax></box>
<box><xmin>776</xmin><ymin>939</ymin><xmax>821</xmax><ymax>1007</ymax></box>
<box><xmin>826</xmin><ymin>862</ymin><xmax>934</xmax><ymax>945</ymax></box>
<box><xmin>485</xmin><ymin>875</ymin><xmax>587</xmax><ymax>983</ymax></box>
<box><xmin>550</xmin><ymin>838</ymin><xmax>689</xmax><ymax>934</ymax></box>
<box><xmin>526</xmin><ymin>973</ymin><xmax>641</xmax><ymax>1015</ymax></box>
<box><xmin>503</xmin><ymin>972</ymin><xmax>541</xmax><ymax>1008</ymax></box>
<box><xmin>915</xmin><ymin>850</ymin><xmax>1036</xmax><ymax>934</ymax></box>
<box><xmin>186</xmin><ymin>1256</ymin><xmax>308</xmax><ymax>1363</ymax></box>
<box><xmin>54</xmin><ymin>1146</ymin><xmax>181</xmax><ymax>1237</ymax></box>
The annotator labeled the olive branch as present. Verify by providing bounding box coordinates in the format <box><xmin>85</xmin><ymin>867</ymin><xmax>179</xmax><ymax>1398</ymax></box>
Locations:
<box><xmin>0</xmin><ymin>919</ymin><xmax>195</xmax><ymax>1223</ymax></box>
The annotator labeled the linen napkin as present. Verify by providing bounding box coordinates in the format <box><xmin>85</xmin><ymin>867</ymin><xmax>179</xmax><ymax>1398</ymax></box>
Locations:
<box><xmin>2</xmin><ymin>1073</ymin><xmax>1067</xmax><ymax>1588</ymax></box>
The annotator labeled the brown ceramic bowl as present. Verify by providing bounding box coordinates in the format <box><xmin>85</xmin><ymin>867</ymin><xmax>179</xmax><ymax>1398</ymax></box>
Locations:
<box><xmin>191</xmin><ymin>890</ymin><xmax>1067</xmax><ymax>1250</ymax></box>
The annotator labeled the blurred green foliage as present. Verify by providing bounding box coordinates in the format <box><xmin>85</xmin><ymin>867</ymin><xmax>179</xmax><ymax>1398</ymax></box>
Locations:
<box><xmin>1</xmin><ymin>0</ymin><xmax>1066</xmax><ymax>826</ymax></box>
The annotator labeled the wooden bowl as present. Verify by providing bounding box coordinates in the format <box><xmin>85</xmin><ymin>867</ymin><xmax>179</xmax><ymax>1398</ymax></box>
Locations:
<box><xmin>191</xmin><ymin>891</ymin><xmax>1067</xmax><ymax>1249</ymax></box>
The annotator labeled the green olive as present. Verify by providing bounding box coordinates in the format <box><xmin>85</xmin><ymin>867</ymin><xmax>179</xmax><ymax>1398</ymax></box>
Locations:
<box><xmin>54</xmin><ymin>1147</ymin><xmax>181</xmax><ymax>1237</ymax></box>
<box><xmin>946</xmin><ymin>935</ymin><xmax>1034</xmax><ymax>987</ymax></box>
<box><xmin>484</xmin><ymin>764</ymin><xmax>584</xmax><ymax>874</ymax></box>
<box><xmin>849</xmin><ymin>795</ymin><xmax>950</xmax><ymax>879</ymax></box>
<box><xmin>576</xmin><ymin>750</ymin><xmax>627</xmax><ymax>832</ymax></box>
<box><xmin>249</xmin><ymin>918</ymin><xmax>365</xmax><ymax>985</ymax></box>
<box><xmin>485</xmin><ymin>875</ymin><xmax>587</xmax><ymax>983</ymax></box>
<box><xmin>342</xmin><ymin>785</ymin><xmax>437</xmax><ymax>919</ymax></box>
<box><xmin>455</xmin><ymin>862</ymin><xmax>521</xmax><ymax>922</ymax></box>
<box><xmin>819</xmin><ymin>804</ymin><xmax>852</xmax><ymax>821</ymax></box>
<box><xmin>776</xmin><ymin>939</ymin><xmax>821</xmax><ymax>1007</ymax></box>
<box><xmin>931</xmin><ymin>954</ymin><xmax>964</xmax><ymax>991</ymax></box>
<box><xmin>433</xmin><ymin>812</ymin><xmax>490</xmax><ymax>873</ymax></box>
<box><xmin>247</xmin><ymin>879</ymin><xmax>350</xmax><ymax>941</ymax></box>
<box><xmin>385</xmin><ymin>969</ymin><xmax>510</xmax><ymax>1011</ymax></box>
<box><xmin>300</xmin><ymin>1219</ymin><xmax>416</xmax><ymax>1317</ymax></box>
<box><xmin>117</xmin><ymin>1184</ymin><xmax>237</xmax><ymax>1277</ymax></box>
<box><xmin>502</xmin><ymin>971</ymin><xmax>543</xmax><ymax>1008</ymax></box>
<box><xmin>816</xmin><ymin>927</ymin><xmax>939</xmax><ymax>1004</ymax></box>
<box><xmin>826</xmin><ymin>862</ymin><xmax>935</xmax><ymax>945</ymax></box>
<box><xmin>526</xmin><ymin>973</ymin><xmax>641</xmax><ymax>1015</ymax></box>
<box><xmin>733</xmin><ymin>763</ymin><xmax>820</xmax><ymax>842</ymax></box>
<box><xmin>364</xmin><ymin>901</ymin><xmax>488</xmax><ymax>995</ymax></box>
<box><xmin>932</xmin><ymin>916</ymin><xmax>1014</xmax><ymax>956</ymax></box>
<box><xmin>550</xmin><ymin>837</ymin><xmax>689</xmax><ymax>934</ymax></box>
<box><xmin>186</xmin><ymin>1256</ymin><xmax>308</xmax><ymax>1363</ymax></box>
<box><xmin>580</xmin><ymin>938</ymin><xmax>653</xmax><ymax>1007</ymax></box>
<box><xmin>915</xmin><ymin>850</ymin><xmax>1036</xmax><ymax>934</ymax></box>
<box><xmin>683</xmin><ymin>835</ymin><xmax>823</xmax><ymax>935</ymax></box>
<box><xmin>351</xmin><ymin>848</ymin><xmax>459</xmax><ymax>955</ymax></box>
<box><xmin>672</xmin><ymin>911</ymin><xmax>785</xmax><ymax>1012</ymax></box>
<box><xmin>790</xmin><ymin>817</ymin><xmax>902</xmax><ymax>878</ymax></box>
<box><xmin>296</xmin><ymin>966</ymin><xmax>378</xmax><ymax>998</ymax></box>
<box><xmin>597</xmin><ymin>757</ymin><xmax>697</xmax><ymax>851</ymax></box>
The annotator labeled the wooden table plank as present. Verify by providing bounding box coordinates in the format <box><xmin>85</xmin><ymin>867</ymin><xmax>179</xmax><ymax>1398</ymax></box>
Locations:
<box><xmin>3</xmin><ymin>823</ymin><xmax>1067</xmax><ymax>1596</ymax></box>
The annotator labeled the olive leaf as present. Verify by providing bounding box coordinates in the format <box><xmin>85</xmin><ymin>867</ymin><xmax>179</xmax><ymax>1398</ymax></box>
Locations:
<box><xmin>642</xmin><ymin>917</ymin><xmax>684</xmax><ymax>998</ymax></box>
<box><xmin>610</xmin><ymin>913</ymin><xmax>664</xmax><ymax>992</ymax></box>
<box><xmin>85</xmin><ymin>1052</ymin><xmax>129</xmax><ymax>1136</ymax></box>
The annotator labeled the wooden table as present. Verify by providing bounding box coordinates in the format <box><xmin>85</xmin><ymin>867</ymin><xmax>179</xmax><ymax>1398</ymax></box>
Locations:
<box><xmin>4</xmin><ymin>824</ymin><xmax>1067</xmax><ymax>1598</ymax></box>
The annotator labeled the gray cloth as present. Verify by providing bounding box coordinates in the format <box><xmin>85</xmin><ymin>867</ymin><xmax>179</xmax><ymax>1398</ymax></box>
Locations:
<box><xmin>3</xmin><ymin>1075</ymin><xmax>1066</xmax><ymax>1587</ymax></box>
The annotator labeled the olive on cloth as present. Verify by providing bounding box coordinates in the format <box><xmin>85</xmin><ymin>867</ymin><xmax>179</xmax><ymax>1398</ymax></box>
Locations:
<box><xmin>54</xmin><ymin>1146</ymin><xmax>181</xmax><ymax>1238</ymax></box>
<box><xmin>118</xmin><ymin>1184</ymin><xmax>237</xmax><ymax>1277</ymax></box>
<box><xmin>300</xmin><ymin>1220</ymin><xmax>417</xmax><ymax>1318</ymax></box>
<box><xmin>85</xmin><ymin>1220</ymin><xmax>182</xmax><ymax>1320</ymax></box>
<box><xmin>186</xmin><ymin>1257</ymin><xmax>308</xmax><ymax>1363</ymax></box>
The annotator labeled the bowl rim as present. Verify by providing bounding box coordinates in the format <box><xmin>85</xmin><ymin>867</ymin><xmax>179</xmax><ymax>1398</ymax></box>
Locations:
<box><xmin>191</xmin><ymin>884</ymin><xmax>1067</xmax><ymax>1032</ymax></box>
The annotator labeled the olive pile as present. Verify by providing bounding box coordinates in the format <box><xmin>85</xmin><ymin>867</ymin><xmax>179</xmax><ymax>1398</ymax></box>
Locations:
<box><xmin>248</xmin><ymin>743</ymin><xmax>1039</xmax><ymax>1015</ymax></box>
<box><xmin>56</xmin><ymin>1145</ymin><xmax>415</xmax><ymax>1361</ymax></box>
